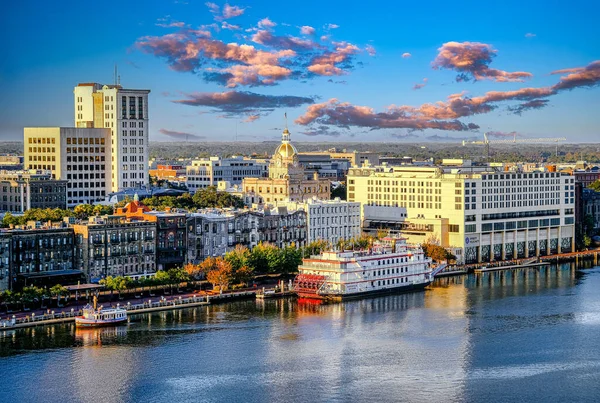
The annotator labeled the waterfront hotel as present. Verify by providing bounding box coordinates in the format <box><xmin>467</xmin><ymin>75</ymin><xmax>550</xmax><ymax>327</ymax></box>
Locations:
<box><xmin>347</xmin><ymin>161</ymin><xmax>575</xmax><ymax>264</ymax></box>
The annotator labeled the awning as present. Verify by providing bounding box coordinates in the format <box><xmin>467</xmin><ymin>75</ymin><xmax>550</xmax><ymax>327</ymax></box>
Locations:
<box><xmin>17</xmin><ymin>270</ymin><xmax>84</xmax><ymax>278</ymax></box>
<box><xmin>65</xmin><ymin>283</ymin><xmax>104</xmax><ymax>292</ymax></box>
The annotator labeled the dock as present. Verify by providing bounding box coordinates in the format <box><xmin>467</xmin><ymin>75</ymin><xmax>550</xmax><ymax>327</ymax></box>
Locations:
<box><xmin>1</xmin><ymin>291</ymin><xmax>257</xmax><ymax>330</ymax></box>
<box><xmin>474</xmin><ymin>262</ymin><xmax>549</xmax><ymax>273</ymax></box>
<box><xmin>256</xmin><ymin>290</ymin><xmax>295</xmax><ymax>299</ymax></box>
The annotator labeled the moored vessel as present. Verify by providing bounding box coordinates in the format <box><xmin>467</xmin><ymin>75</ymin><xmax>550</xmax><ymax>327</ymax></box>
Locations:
<box><xmin>75</xmin><ymin>296</ymin><xmax>128</xmax><ymax>327</ymax></box>
<box><xmin>293</xmin><ymin>237</ymin><xmax>434</xmax><ymax>301</ymax></box>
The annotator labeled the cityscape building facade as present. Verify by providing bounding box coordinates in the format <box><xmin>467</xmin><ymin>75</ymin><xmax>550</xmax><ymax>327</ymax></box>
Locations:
<box><xmin>74</xmin><ymin>83</ymin><xmax>150</xmax><ymax>192</ymax></box>
<box><xmin>0</xmin><ymin>170</ymin><xmax>67</xmax><ymax>212</ymax></box>
<box><xmin>186</xmin><ymin>210</ymin><xmax>261</xmax><ymax>263</ymax></box>
<box><xmin>185</xmin><ymin>156</ymin><xmax>268</xmax><ymax>193</ymax></box>
<box><xmin>114</xmin><ymin>198</ymin><xmax>186</xmax><ymax>271</ymax></box>
<box><xmin>24</xmin><ymin>127</ymin><xmax>111</xmax><ymax>206</ymax></box>
<box><xmin>8</xmin><ymin>224</ymin><xmax>79</xmax><ymax>290</ymax></box>
<box><xmin>273</xmin><ymin>198</ymin><xmax>361</xmax><ymax>245</ymax></box>
<box><xmin>259</xmin><ymin>206</ymin><xmax>307</xmax><ymax>248</ymax></box>
<box><xmin>73</xmin><ymin>215</ymin><xmax>156</xmax><ymax>281</ymax></box>
<box><xmin>347</xmin><ymin>163</ymin><xmax>575</xmax><ymax>264</ymax></box>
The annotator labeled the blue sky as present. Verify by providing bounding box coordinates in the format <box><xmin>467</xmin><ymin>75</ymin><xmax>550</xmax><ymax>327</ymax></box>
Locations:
<box><xmin>1</xmin><ymin>0</ymin><xmax>599</xmax><ymax>143</ymax></box>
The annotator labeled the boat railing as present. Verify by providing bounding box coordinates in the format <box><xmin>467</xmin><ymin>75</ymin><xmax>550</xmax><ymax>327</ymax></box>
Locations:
<box><xmin>430</xmin><ymin>263</ymin><xmax>448</xmax><ymax>277</ymax></box>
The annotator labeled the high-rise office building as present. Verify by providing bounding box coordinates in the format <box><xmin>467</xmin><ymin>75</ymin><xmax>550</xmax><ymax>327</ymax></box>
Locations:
<box><xmin>24</xmin><ymin>127</ymin><xmax>111</xmax><ymax>207</ymax></box>
<box><xmin>74</xmin><ymin>83</ymin><xmax>150</xmax><ymax>192</ymax></box>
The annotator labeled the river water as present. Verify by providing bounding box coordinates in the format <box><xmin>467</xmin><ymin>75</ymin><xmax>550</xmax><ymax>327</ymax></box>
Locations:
<box><xmin>1</xmin><ymin>263</ymin><xmax>599</xmax><ymax>403</ymax></box>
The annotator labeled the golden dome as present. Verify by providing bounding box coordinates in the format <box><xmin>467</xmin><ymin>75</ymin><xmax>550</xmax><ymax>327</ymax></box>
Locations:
<box><xmin>274</xmin><ymin>128</ymin><xmax>297</xmax><ymax>158</ymax></box>
<box><xmin>275</xmin><ymin>142</ymin><xmax>298</xmax><ymax>158</ymax></box>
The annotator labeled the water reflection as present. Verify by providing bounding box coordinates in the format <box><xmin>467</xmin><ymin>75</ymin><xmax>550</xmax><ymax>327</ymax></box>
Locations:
<box><xmin>0</xmin><ymin>264</ymin><xmax>599</xmax><ymax>403</ymax></box>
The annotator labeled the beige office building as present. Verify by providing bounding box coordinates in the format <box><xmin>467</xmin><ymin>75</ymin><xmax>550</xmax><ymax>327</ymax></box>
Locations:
<box><xmin>347</xmin><ymin>163</ymin><xmax>575</xmax><ymax>264</ymax></box>
<box><xmin>24</xmin><ymin>127</ymin><xmax>111</xmax><ymax>207</ymax></box>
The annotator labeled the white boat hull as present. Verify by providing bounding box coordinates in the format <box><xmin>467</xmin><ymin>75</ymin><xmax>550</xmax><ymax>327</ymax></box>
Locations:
<box><xmin>75</xmin><ymin>316</ymin><xmax>128</xmax><ymax>327</ymax></box>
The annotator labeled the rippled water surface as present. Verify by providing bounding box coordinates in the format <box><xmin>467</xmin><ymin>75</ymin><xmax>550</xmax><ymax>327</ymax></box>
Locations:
<box><xmin>1</xmin><ymin>264</ymin><xmax>599</xmax><ymax>403</ymax></box>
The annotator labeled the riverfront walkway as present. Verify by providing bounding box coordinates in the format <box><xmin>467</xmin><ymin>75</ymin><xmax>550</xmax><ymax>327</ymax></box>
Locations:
<box><xmin>1</xmin><ymin>290</ymin><xmax>256</xmax><ymax>330</ymax></box>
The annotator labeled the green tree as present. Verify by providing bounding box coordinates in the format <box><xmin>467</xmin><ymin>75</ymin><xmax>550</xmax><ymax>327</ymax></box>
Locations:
<box><xmin>167</xmin><ymin>267</ymin><xmax>189</xmax><ymax>292</ymax></box>
<box><xmin>224</xmin><ymin>245</ymin><xmax>250</xmax><ymax>272</ymax></box>
<box><xmin>192</xmin><ymin>186</ymin><xmax>244</xmax><ymax>209</ymax></box>
<box><xmin>248</xmin><ymin>242</ymin><xmax>276</xmax><ymax>274</ymax></box>
<box><xmin>93</xmin><ymin>204</ymin><xmax>114</xmax><ymax>216</ymax></box>
<box><xmin>588</xmin><ymin>180</ymin><xmax>600</xmax><ymax>192</ymax></box>
<box><xmin>281</xmin><ymin>245</ymin><xmax>302</xmax><ymax>275</ymax></box>
<box><xmin>21</xmin><ymin>286</ymin><xmax>44</xmax><ymax>309</ymax></box>
<box><xmin>73</xmin><ymin>204</ymin><xmax>94</xmax><ymax>219</ymax></box>
<box><xmin>1</xmin><ymin>290</ymin><xmax>22</xmax><ymax>311</ymax></box>
<box><xmin>50</xmin><ymin>284</ymin><xmax>68</xmax><ymax>306</ymax></box>
<box><xmin>302</xmin><ymin>240</ymin><xmax>330</xmax><ymax>258</ymax></box>
<box><xmin>154</xmin><ymin>270</ymin><xmax>170</xmax><ymax>286</ymax></box>
<box><xmin>99</xmin><ymin>276</ymin><xmax>128</xmax><ymax>300</ymax></box>
<box><xmin>1</xmin><ymin>212</ymin><xmax>19</xmax><ymax>227</ymax></box>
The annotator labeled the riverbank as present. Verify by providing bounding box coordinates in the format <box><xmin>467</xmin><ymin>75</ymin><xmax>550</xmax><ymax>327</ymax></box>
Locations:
<box><xmin>1</xmin><ymin>291</ymin><xmax>256</xmax><ymax>330</ymax></box>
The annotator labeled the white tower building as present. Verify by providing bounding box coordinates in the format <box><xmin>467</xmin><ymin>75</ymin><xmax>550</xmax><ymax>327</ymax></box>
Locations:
<box><xmin>74</xmin><ymin>82</ymin><xmax>150</xmax><ymax>192</ymax></box>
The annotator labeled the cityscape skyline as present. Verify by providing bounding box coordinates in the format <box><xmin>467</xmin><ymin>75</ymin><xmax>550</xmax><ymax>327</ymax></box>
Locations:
<box><xmin>1</xmin><ymin>0</ymin><xmax>599</xmax><ymax>143</ymax></box>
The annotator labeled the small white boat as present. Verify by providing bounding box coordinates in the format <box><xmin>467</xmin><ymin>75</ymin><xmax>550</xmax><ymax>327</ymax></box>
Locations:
<box><xmin>75</xmin><ymin>296</ymin><xmax>127</xmax><ymax>327</ymax></box>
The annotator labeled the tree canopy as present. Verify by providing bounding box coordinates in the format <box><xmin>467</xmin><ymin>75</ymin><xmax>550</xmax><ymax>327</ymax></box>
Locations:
<box><xmin>589</xmin><ymin>180</ymin><xmax>600</xmax><ymax>192</ymax></box>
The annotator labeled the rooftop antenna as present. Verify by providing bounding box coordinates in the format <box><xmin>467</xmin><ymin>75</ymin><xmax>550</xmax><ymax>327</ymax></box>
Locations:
<box><xmin>114</xmin><ymin>64</ymin><xmax>117</xmax><ymax>86</ymax></box>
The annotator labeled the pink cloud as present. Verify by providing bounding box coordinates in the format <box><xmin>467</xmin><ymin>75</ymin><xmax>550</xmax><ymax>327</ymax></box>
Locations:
<box><xmin>307</xmin><ymin>43</ymin><xmax>360</xmax><ymax>76</ymax></box>
<box><xmin>223</xmin><ymin>64</ymin><xmax>292</xmax><ymax>87</ymax></box>
<box><xmin>222</xmin><ymin>4</ymin><xmax>245</xmax><ymax>19</ymax></box>
<box><xmin>525</xmin><ymin>33</ymin><xmax>536</xmax><ymax>38</ymax></box>
<box><xmin>295</xmin><ymin>59</ymin><xmax>600</xmax><ymax>132</ymax></box>
<box><xmin>550</xmin><ymin>60</ymin><xmax>600</xmax><ymax>91</ymax></box>
<box><xmin>221</xmin><ymin>22</ymin><xmax>240</xmax><ymax>30</ymax></box>
<box><xmin>325</xmin><ymin>23</ymin><xmax>339</xmax><ymax>30</ymax></box>
<box><xmin>432</xmin><ymin>41</ymin><xmax>533</xmax><ymax>82</ymax></box>
<box><xmin>207</xmin><ymin>2</ymin><xmax>245</xmax><ymax>21</ymax></box>
<box><xmin>258</xmin><ymin>17</ymin><xmax>277</xmax><ymax>29</ymax></box>
<box><xmin>300</xmin><ymin>25</ymin><xmax>315</xmax><ymax>35</ymax></box>
<box><xmin>137</xmin><ymin>17</ymin><xmax>375</xmax><ymax>87</ymax></box>
<box><xmin>251</xmin><ymin>30</ymin><xmax>318</xmax><ymax>51</ymax></box>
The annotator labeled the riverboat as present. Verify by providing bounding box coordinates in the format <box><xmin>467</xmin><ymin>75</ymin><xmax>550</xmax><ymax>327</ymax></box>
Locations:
<box><xmin>75</xmin><ymin>296</ymin><xmax>127</xmax><ymax>327</ymax></box>
<box><xmin>293</xmin><ymin>237</ymin><xmax>433</xmax><ymax>301</ymax></box>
